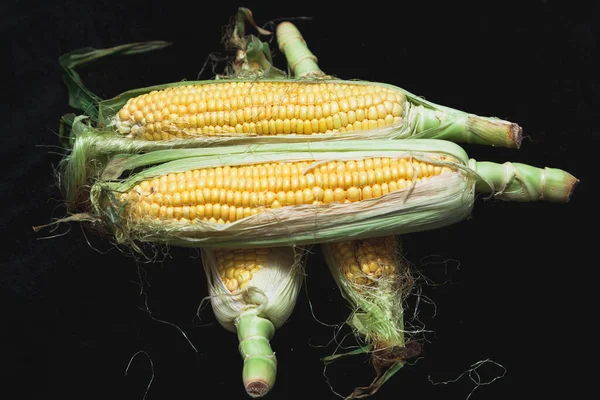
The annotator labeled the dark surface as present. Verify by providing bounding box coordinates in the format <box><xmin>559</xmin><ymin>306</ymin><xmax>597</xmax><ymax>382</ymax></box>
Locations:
<box><xmin>2</xmin><ymin>1</ymin><xmax>595</xmax><ymax>399</ymax></box>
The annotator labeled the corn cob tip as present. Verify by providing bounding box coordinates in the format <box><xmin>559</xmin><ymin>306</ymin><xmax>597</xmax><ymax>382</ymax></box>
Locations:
<box><xmin>466</xmin><ymin>116</ymin><xmax>523</xmax><ymax>148</ymax></box>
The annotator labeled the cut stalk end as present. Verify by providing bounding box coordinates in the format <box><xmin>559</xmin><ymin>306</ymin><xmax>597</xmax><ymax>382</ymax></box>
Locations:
<box><xmin>475</xmin><ymin>161</ymin><xmax>579</xmax><ymax>202</ymax></box>
<box><xmin>467</xmin><ymin>115</ymin><xmax>523</xmax><ymax>149</ymax></box>
<box><xmin>276</xmin><ymin>21</ymin><xmax>325</xmax><ymax>78</ymax></box>
<box><xmin>544</xmin><ymin>168</ymin><xmax>579</xmax><ymax>203</ymax></box>
<box><xmin>412</xmin><ymin>106</ymin><xmax>523</xmax><ymax>148</ymax></box>
<box><xmin>245</xmin><ymin>380</ymin><xmax>270</xmax><ymax>398</ymax></box>
<box><xmin>236</xmin><ymin>310</ymin><xmax>277</xmax><ymax>398</ymax></box>
<box><xmin>243</xmin><ymin>361</ymin><xmax>276</xmax><ymax>398</ymax></box>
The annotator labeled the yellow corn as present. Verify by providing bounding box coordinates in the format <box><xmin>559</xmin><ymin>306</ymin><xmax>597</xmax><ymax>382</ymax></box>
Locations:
<box><xmin>114</xmin><ymin>81</ymin><xmax>405</xmax><ymax>139</ymax></box>
<box><xmin>328</xmin><ymin>236</ymin><xmax>399</xmax><ymax>286</ymax></box>
<box><xmin>123</xmin><ymin>157</ymin><xmax>454</xmax><ymax>223</ymax></box>
<box><xmin>214</xmin><ymin>248</ymin><xmax>271</xmax><ymax>292</ymax></box>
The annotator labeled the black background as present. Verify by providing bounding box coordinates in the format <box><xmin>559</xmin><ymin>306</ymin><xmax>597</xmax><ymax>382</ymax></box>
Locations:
<box><xmin>2</xmin><ymin>1</ymin><xmax>596</xmax><ymax>399</ymax></box>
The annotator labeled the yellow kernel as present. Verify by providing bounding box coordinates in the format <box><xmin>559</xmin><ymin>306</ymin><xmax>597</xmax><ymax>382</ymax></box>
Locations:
<box><xmin>119</xmin><ymin>108</ymin><xmax>131</xmax><ymax>120</ymax></box>
<box><xmin>347</xmin><ymin>187</ymin><xmax>360</xmax><ymax>202</ymax></box>
<box><xmin>362</xmin><ymin>186</ymin><xmax>373</xmax><ymax>199</ymax></box>
<box><xmin>286</xmin><ymin>191</ymin><xmax>295</xmax><ymax>206</ymax></box>
<box><xmin>323</xmin><ymin>189</ymin><xmax>334</xmax><ymax>204</ymax></box>
<box><xmin>333</xmin><ymin>188</ymin><xmax>346</xmax><ymax>202</ymax></box>
<box><xmin>372</xmin><ymin>184</ymin><xmax>382</xmax><ymax>197</ymax></box>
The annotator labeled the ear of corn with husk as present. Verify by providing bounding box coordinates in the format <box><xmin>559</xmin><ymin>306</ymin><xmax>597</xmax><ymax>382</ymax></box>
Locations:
<box><xmin>57</xmin><ymin>33</ymin><xmax>521</xmax><ymax>171</ymax></box>
<box><xmin>201</xmin><ymin>245</ymin><xmax>305</xmax><ymax>397</ymax></box>
<box><xmin>92</xmin><ymin>77</ymin><xmax>521</xmax><ymax>148</ymax></box>
<box><xmin>77</xmin><ymin>139</ymin><xmax>576</xmax><ymax>251</ymax></box>
<box><xmin>321</xmin><ymin>236</ymin><xmax>420</xmax><ymax>398</ymax></box>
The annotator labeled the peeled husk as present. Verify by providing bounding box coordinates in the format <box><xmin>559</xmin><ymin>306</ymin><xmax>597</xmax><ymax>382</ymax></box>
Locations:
<box><xmin>201</xmin><ymin>246</ymin><xmax>305</xmax><ymax>332</ymax></box>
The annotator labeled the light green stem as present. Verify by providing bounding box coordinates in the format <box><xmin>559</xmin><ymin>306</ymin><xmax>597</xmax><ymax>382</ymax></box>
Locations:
<box><xmin>235</xmin><ymin>309</ymin><xmax>277</xmax><ymax>398</ymax></box>
<box><xmin>407</xmin><ymin>102</ymin><xmax>522</xmax><ymax>148</ymax></box>
<box><xmin>276</xmin><ymin>22</ymin><xmax>324</xmax><ymax>77</ymax></box>
<box><xmin>475</xmin><ymin>161</ymin><xmax>579</xmax><ymax>202</ymax></box>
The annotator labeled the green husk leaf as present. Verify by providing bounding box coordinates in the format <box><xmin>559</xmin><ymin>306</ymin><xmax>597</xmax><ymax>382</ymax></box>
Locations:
<box><xmin>59</xmin><ymin>113</ymin><xmax>77</xmax><ymax>148</ymax></box>
<box><xmin>59</xmin><ymin>41</ymin><xmax>171</xmax><ymax>119</ymax></box>
<box><xmin>321</xmin><ymin>346</ymin><xmax>371</xmax><ymax>365</ymax></box>
<box><xmin>102</xmin><ymin>138</ymin><xmax>469</xmax><ymax>181</ymax></box>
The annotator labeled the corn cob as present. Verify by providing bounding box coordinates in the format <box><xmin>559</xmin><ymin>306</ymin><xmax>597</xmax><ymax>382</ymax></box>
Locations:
<box><xmin>322</xmin><ymin>236</ymin><xmax>417</xmax><ymax>398</ymax></box>
<box><xmin>202</xmin><ymin>246</ymin><xmax>304</xmax><ymax>398</ymax></box>
<box><xmin>104</xmin><ymin>78</ymin><xmax>519</xmax><ymax>149</ymax></box>
<box><xmin>86</xmin><ymin>139</ymin><xmax>576</xmax><ymax>250</ymax></box>
<box><xmin>123</xmin><ymin>154</ymin><xmax>454</xmax><ymax>224</ymax></box>
<box><xmin>113</xmin><ymin>81</ymin><xmax>405</xmax><ymax>139</ymax></box>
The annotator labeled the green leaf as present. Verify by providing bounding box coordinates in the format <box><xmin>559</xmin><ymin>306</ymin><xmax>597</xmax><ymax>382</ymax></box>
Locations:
<box><xmin>321</xmin><ymin>345</ymin><xmax>371</xmax><ymax>365</ymax></box>
<box><xmin>58</xmin><ymin>113</ymin><xmax>76</xmax><ymax>148</ymax></box>
<box><xmin>58</xmin><ymin>41</ymin><xmax>171</xmax><ymax>119</ymax></box>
